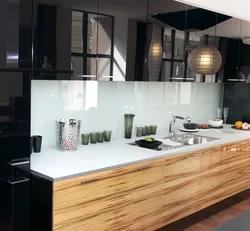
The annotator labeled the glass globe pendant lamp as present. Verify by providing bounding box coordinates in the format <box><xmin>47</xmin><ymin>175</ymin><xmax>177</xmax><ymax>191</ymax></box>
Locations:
<box><xmin>187</xmin><ymin>46</ymin><xmax>222</xmax><ymax>75</ymax></box>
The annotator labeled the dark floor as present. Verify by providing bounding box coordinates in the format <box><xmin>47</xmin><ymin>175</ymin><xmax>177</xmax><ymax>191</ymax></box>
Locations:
<box><xmin>184</xmin><ymin>199</ymin><xmax>250</xmax><ymax>231</ymax></box>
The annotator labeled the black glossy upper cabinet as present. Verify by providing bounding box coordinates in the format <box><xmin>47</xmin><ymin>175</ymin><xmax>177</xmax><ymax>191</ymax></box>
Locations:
<box><xmin>98</xmin><ymin>0</ymin><xmax>149</xmax><ymax>81</ymax></box>
<box><xmin>222</xmin><ymin>20</ymin><xmax>250</xmax><ymax>83</ymax></box>
<box><xmin>33</xmin><ymin>0</ymin><xmax>250</xmax><ymax>82</ymax></box>
<box><xmin>0</xmin><ymin>0</ymin><xmax>33</xmax><ymax>70</ymax></box>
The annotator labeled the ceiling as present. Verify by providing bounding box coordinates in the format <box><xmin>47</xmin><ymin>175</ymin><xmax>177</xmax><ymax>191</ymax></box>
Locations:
<box><xmin>152</xmin><ymin>8</ymin><xmax>231</xmax><ymax>31</ymax></box>
<box><xmin>39</xmin><ymin>0</ymin><xmax>189</xmax><ymax>19</ymax></box>
<box><xmin>38</xmin><ymin>0</ymin><xmax>250</xmax><ymax>37</ymax></box>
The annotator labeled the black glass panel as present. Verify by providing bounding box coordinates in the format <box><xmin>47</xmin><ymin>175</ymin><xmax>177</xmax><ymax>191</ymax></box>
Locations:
<box><xmin>223</xmin><ymin>83</ymin><xmax>250</xmax><ymax>124</ymax></box>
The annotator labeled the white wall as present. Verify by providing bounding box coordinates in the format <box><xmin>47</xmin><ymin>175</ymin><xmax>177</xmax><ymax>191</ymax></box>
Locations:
<box><xmin>31</xmin><ymin>80</ymin><xmax>223</xmax><ymax>147</ymax></box>
<box><xmin>112</xmin><ymin>16</ymin><xmax>128</xmax><ymax>81</ymax></box>
<box><xmin>196</xmin><ymin>18</ymin><xmax>250</xmax><ymax>38</ymax></box>
<box><xmin>175</xmin><ymin>0</ymin><xmax>250</xmax><ymax>22</ymax></box>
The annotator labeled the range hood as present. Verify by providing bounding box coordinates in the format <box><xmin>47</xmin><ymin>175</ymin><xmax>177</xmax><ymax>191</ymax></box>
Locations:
<box><xmin>151</xmin><ymin>8</ymin><xmax>231</xmax><ymax>31</ymax></box>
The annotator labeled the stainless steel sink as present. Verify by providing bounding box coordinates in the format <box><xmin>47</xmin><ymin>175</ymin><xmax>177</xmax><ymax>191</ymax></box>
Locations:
<box><xmin>182</xmin><ymin>137</ymin><xmax>210</xmax><ymax>145</ymax></box>
<box><xmin>163</xmin><ymin>134</ymin><xmax>219</xmax><ymax>146</ymax></box>
<box><xmin>127</xmin><ymin>142</ymin><xmax>185</xmax><ymax>151</ymax></box>
<box><xmin>128</xmin><ymin>134</ymin><xmax>219</xmax><ymax>152</ymax></box>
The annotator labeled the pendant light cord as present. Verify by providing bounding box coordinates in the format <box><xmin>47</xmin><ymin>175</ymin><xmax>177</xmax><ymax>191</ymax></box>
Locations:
<box><xmin>236</xmin><ymin>20</ymin><xmax>243</xmax><ymax>71</ymax></box>
<box><xmin>146</xmin><ymin>0</ymin><xmax>149</xmax><ymax>23</ymax></box>
<box><xmin>213</xmin><ymin>13</ymin><xmax>218</xmax><ymax>75</ymax></box>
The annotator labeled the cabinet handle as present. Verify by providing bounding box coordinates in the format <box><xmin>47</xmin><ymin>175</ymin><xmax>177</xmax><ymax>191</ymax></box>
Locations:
<box><xmin>136</xmin><ymin>166</ymin><xmax>151</xmax><ymax>171</ymax></box>
<box><xmin>7</xmin><ymin>177</ymin><xmax>30</xmax><ymax>185</ymax></box>
<box><xmin>204</xmin><ymin>150</ymin><xmax>214</xmax><ymax>154</ymax></box>
<box><xmin>192</xmin><ymin>153</ymin><xmax>201</xmax><ymax>157</ymax></box>
<box><xmin>240</xmin><ymin>142</ymin><xmax>249</xmax><ymax>145</ymax></box>
<box><xmin>8</xmin><ymin>160</ymin><xmax>30</xmax><ymax>166</ymax></box>
<box><xmin>81</xmin><ymin>179</ymin><xmax>100</xmax><ymax>184</ymax></box>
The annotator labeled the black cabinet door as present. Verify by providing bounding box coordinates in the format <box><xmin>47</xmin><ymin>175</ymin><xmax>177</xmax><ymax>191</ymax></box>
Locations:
<box><xmin>12</xmin><ymin>176</ymin><xmax>30</xmax><ymax>231</ymax></box>
<box><xmin>0</xmin><ymin>71</ymin><xmax>31</xmax><ymax>231</ymax></box>
<box><xmin>0</xmin><ymin>0</ymin><xmax>33</xmax><ymax>230</ymax></box>
<box><xmin>0</xmin><ymin>176</ymin><xmax>30</xmax><ymax>231</ymax></box>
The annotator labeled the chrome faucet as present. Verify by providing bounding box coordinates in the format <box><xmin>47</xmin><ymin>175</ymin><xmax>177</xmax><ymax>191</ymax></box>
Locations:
<box><xmin>169</xmin><ymin>115</ymin><xmax>191</xmax><ymax>138</ymax></box>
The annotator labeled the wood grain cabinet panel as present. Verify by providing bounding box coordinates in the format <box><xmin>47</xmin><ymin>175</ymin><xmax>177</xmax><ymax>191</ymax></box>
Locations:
<box><xmin>51</xmin><ymin>139</ymin><xmax>250</xmax><ymax>231</ymax></box>
<box><xmin>198</xmin><ymin>146</ymin><xmax>228</xmax><ymax>211</ymax></box>
<box><xmin>162</xmin><ymin>151</ymin><xmax>201</xmax><ymax>226</ymax></box>
<box><xmin>53</xmin><ymin>169</ymin><xmax>118</xmax><ymax>231</ymax></box>
<box><xmin>116</xmin><ymin>159</ymin><xmax>164</xmax><ymax>231</ymax></box>
<box><xmin>223</xmin><ymin>140</ymin><xmax>250</xmax><ymax>198</ymax></box>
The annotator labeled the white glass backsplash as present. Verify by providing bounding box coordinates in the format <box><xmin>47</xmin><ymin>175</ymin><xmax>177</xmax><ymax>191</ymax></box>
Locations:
<box><xmin>31</xmin><ymin>81</ymin><xmax>223</xmax><ymax>147</ymax></box>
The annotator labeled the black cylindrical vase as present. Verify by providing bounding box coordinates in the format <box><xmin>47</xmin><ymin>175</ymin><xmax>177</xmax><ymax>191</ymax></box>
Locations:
<box><xmin>33</xmin><ymin>135</ymin><xmax>42</xmax><ymax>153</ymax></box>
<box><xmin>124</xmin><ymin>114</ymin><xmax>135</xmax><ymax>139</ymax></box>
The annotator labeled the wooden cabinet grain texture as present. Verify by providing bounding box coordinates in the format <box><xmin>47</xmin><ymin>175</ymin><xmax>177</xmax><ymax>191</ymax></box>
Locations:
<box><xmin>53</xmin><ymin>169</ymin><xmax>118</xmax><ymax>231</ymax></box>
<box><xmin>223</xmin><ymin>140</ymin><xmax>250</xmax><ymax>198</ymax></box>
<box><xmin>162</xmin><ymin>139</ymin><xmax>250</xmax><ymax>227</ymax></box>
<box><xmin>162</xmin><ymin>150</ymin><xmax>201</xmax><ymax>226</ymax></box>
<box><xmin>197</xmin><ymin>146</ymin><xmax>228</xmax><ymax>211</ymax></box>
<box><xmin>115</xmin><ymin>159</ymin><xmax>164</xmax><ymax>231</ymax></box>
<box><xmin>52</xmin><ymin>139</ymin><xmax>250</xmax><ymax>231</ymax></box>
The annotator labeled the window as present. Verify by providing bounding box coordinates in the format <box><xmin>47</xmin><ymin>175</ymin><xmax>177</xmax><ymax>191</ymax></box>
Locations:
<box><xmin>71</xmin><ymin>11</ymin><xmax>114</xmax><ymax>80</ymax></box>
<box><xmin>162</xmin><ymin>28</ymin><xmax>194</xmax><ymax>82</ymax></box>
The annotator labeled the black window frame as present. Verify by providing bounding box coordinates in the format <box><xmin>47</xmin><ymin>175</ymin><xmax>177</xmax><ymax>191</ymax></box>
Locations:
<box><xmin>162</xmin><ymin>28</ymin><xmax>191</xmax><ymax>82</ymax></box>
<box><xmin>71</xmin><ymin>10</ymin><xmax>115</xmax><ymax>79</ymax></box>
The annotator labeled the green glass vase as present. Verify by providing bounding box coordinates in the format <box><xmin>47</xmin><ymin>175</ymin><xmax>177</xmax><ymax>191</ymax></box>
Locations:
<box><xmin>124</xmin><ymin>114</ymin><xmax>135</xmax><ymax>139</ymax></box>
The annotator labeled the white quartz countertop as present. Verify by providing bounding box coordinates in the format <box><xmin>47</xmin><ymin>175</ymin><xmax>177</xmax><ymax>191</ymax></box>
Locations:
<box><xmin>31</xmin><ymin>125</ymin><xmax>250</xmax><ymax>182</ymax></box>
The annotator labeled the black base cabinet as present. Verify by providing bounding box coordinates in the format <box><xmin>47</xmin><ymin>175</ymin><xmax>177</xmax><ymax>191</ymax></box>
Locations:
<box><xmin>31</xmin><ymin>174</ymin><xmax>52</xmax><ymax>231</ymax></box>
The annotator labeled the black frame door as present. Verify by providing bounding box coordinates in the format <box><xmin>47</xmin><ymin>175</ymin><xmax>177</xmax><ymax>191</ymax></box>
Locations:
<box><xmin>0</xmin><ymin>0</ymin><xmax>33</xmax><ymax>230</ymax></box>
<box><xmin>71</xmin><ymin>10</ymin><xmax>114</xmax><ymax>79</ymax></box>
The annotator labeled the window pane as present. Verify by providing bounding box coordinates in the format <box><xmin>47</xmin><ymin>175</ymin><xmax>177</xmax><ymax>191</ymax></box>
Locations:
<box><xmin>98</xmin><ymin>15</ymin><xmax>112</xmax><ymax>55</ymax></box>
<box><xmin>161</xmin><ymin>62</ymin><xmax>171</xmax><ymax>81</ymax></box>
<box><xmin>71</xmin><ymin>56</ymin><xmax>83</xmax><ymax>76</ymax></box>
<box><xmin>87</xmin><ymin>14</ymin><xmax>98</xmax><ymax>54</ymax></box>
<box><xmin>163</xmin><ymin>29</ymin><xmax>172</xmax><ymax>59</ymax></box>
<box><xmin>97</xmin><ymin>58</ymin><xmax>111</xmax><ymax>79</ymax></box>
<box><xmin>174</xmin><ymin>31</ymin><xmax>185</xmax><ymax>60</ymax></box>
<box><xmin>186</xmin><ymin>66</ymin><xmax>196</xmax><ymax>80</ymax></box>
<box><xmin>171</xmin><ymin>62</ymin><xmax>184</xmax><ymax>82</ymax></box>
<box><xmin>87</xmin><ymin>14</ymin><xmax>113</xmax><ymax>55</ymax></box>
<box><xmin>71</xmin><ymin>11</ymin><xmax>83</xmax><ymax>53</ymax></box>
<box><xmin>173</xmin><ymin>62</ymin><xmax>184</xmax><ymax>77</ymax></box>
<box><xmin>87</xmin><ymin>57</ymin><xmax>97</xmax><ymax>78</ymax></box>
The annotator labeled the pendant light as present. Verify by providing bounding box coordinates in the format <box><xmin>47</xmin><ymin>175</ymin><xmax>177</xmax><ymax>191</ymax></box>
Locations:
<box><xmin>187</xmin><ymin>14</ymin><xmax>222</xmax><ymax>75</ymax></box>
<box><xmin>187</xmin><ymin>46</ymin><xmax>222</xmax><ymax>75</ymax></box>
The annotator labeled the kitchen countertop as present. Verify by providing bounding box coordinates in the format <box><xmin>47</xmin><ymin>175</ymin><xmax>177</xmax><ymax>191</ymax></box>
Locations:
<box><xmin>31</xmin><ymin>125</ymin><xmax>250</xmax><ymax>182</ymax></box>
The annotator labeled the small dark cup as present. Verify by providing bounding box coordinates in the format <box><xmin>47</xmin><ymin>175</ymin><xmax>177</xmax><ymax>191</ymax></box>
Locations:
<box><xmin>150</xmin><ymin>125</ymin><xmax>157</xmax><ymax>135</ymax></box>
<box><xmin>136</xmin><ymin>127</ymin><xmax>142</xmax><ymax>137</ymax></box>
<box><xmin>97</xmin><ymin>132</ymin><xmax>104</xmax><ymax>143</ymax></box>
<box><xmin>145</xmin><ymin>126</ymin><xmax>151</xmax><ymax>135</ymax></box>
<box><xmin>104</xmin><ymin>130</ymin><xmax>112</xmax><ymax>142</ymax></box>
<box><xmin>90</xmin><ymin>133</ymin><xmax>98</xmax><ymax>144</ymax></box>
<box><xmin>81</xmin><ymin>134</ymin><xmax>90</xmax><ymax>145</ymax></box>
<box><xmin>33</xmin><ymin>135</ymin><xmax>42</xmax><ymax>153</ymax></box>
<box><xmin>141</xmin><ymin>127</ymin><xmax>147</xmax><ymax>136</ymax></box>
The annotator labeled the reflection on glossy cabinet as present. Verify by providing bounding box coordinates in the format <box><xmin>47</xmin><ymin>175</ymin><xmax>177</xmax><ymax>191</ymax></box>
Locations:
<box><xmin>53</xmin><ymin>169</ymin><xmax>118</xmax><ymax>231</ymax></box>
<box><xmin>198</xmin><ymin>146</ymin><xmax>227</xmax><ymax>211</ymax></box>
<box><xmin>223</xmin><ymin>140</ymin><xmax>250</xmax><ymax>198</ymax></box>
<box><xmin>116</xmin><ymin>159</ymin><xmax>164</xmax><ymax>231</ymax></box>
<box><xmin>162</xmin><ymin>151</ymin><xmax>201</xmax><ymax>226</ymax></box>
<box><xmin>51</xmin><ymin>139</ymin><xmax>250</xmax><ymax>231</ymax></box>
